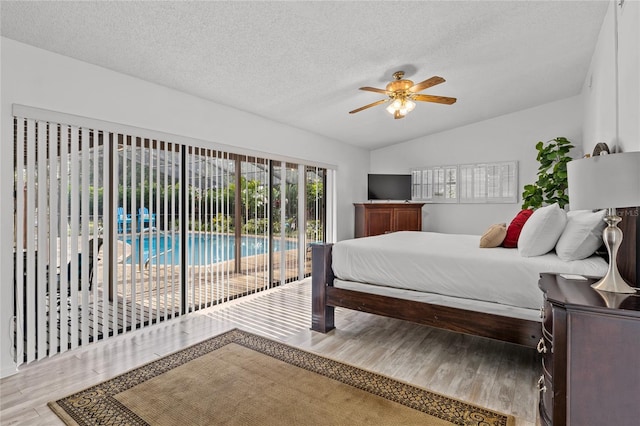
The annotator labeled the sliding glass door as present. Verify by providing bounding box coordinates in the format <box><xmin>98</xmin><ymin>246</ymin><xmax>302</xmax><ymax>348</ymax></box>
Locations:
<box><xmin>12</xmin><ymin>114</ymin><xmax>328</xmax><ymax>366</ymax></box>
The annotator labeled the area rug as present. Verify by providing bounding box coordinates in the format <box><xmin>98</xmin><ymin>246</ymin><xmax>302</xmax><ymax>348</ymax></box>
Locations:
<box><xmin>49</xmin><ymin>329</ymin><xmax>515</xmax><ymax>426</ymax></box>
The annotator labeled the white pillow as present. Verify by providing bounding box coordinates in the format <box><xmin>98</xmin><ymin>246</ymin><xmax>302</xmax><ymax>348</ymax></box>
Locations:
<box><xmin>518</xmin><ymin>203</ymin><xmax>567</xmax><ymax>257</ymax></box>
<box><xmin>555</xmin><ymin>209</ymin><xmax>606</xmax><ymax>261</ymax></box>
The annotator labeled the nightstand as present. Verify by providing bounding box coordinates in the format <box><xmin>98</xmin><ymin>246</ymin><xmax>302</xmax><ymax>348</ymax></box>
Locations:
<box><xmin>538</xmin><ymin>273</ymin><xmax>640</xmax><ymax>426</ymax></box>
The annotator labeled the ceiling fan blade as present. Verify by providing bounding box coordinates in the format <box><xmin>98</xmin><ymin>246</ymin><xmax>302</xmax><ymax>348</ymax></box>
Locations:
<box><xmin>349</xmin><ymin>99</ymin><xmax>388</xmax><ymax>114</ymax></box>
<box><xmin>412</xmin><ymin>94</ymin><xmax>457</xmax><ymax>105</ymax></box>
<box><xmin>409</xmin><ymin>76</ymin><xmax>445</xmax><ymax>93</ymax></box>
<box><xmin>359</xmin><ymin>86</ymin><xmax>390</xmax><ymax>95</ymax></box>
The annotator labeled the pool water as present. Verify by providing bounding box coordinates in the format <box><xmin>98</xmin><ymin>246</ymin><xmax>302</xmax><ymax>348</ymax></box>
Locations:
<box><xmin>123</xmin><ymin>233</ymin><xmax>296</xmax><ymax>266</ymax></box>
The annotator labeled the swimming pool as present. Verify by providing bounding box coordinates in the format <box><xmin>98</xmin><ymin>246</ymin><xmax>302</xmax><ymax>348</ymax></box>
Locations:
<box><xmin>122</xmin><ymin>233</ymin><xmax>297</xmax><ymax>266</ymax></box>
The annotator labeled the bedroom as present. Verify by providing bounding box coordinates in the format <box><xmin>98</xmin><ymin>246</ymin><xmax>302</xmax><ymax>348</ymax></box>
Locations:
<box><xmin>1</xmin><ymin>1</ymin><xmax>639</xmax><ymax>425</ymax></box>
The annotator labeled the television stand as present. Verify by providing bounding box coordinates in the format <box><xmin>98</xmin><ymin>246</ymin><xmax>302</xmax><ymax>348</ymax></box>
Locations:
<box><xmin>354</xmin><ymin>203</ymin><xmax>425</xmax><ymax>238</ymax></box>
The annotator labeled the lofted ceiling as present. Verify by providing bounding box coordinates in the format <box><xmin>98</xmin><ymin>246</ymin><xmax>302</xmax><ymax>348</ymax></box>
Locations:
<box><xmin>1</xmin><ymin>1</ymin><xmax>609</xmax><ymax>150</ymax></box>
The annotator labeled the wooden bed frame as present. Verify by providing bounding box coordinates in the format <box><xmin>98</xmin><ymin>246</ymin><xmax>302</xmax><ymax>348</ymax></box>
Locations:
<box><xmin>311</xmin><ymin>207</ymin><xmax>639</xmax><ymax>348</ymax></box>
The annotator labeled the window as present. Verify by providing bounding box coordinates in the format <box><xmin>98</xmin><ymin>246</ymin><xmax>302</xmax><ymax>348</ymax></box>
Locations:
<box><xmin>412</xmin><ymin>161</ymin><xmax>517</xmax><ymax>204</ymax></box>
<box><xmin>459</xmin><ymin>161</ymin><xmax>518</xmax><ymax>203</ymax></box>
<box><xmin>411</xmin><ymin>165</ymin><xmax>458</xmax><ymax>203</ymax></box>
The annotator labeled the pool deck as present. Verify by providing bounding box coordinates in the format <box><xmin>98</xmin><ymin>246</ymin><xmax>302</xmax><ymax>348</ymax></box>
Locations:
<box><xmin>20</xmin><ymin>245</ymin><xmax>311</xmax><ymax>353</ymax></box>
<box><xmin>15</xmin><ymin>231</ymin><xmax>313</xmax><ymax>360</ymax></box>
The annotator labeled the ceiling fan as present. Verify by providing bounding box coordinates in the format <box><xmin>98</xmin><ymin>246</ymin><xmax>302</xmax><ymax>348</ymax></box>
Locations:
<box><xmin>349</xmin><ymin>71</ymin><xmax>457</xmax><ymax>119</ymax></box>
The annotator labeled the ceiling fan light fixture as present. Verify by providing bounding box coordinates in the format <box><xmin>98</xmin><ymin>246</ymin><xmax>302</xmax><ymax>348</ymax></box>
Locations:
<box><xmin>349</xmin><ymin>70</ymin><xmax>456</xmax><ymax>118</ymax></box>
<box><xmin>386</xmin><ymin>100</ymin><xmax>401</xmax><ymax>114</ymax></box>
<box><xmin>386</xmin><ymin>97</ymin><xmax>415</xmax><ymax>117</ymax></box>
<box><xmin>404</xmin><ymin>99</ymin><xmax>416</xmax><ymax>112</ymax></box>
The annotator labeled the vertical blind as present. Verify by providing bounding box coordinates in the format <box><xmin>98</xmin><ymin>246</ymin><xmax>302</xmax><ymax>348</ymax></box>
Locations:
<box><xmin>12</xmin><ymin>115</ymin><xmax>329</xmax><ymax>366</ymax></box>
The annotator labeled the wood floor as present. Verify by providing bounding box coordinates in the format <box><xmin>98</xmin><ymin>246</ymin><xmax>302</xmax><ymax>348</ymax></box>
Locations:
<box><xmin>0</xmin><ymin>278</ymin><xmax>541</xmax><ymax>426</ymax></box>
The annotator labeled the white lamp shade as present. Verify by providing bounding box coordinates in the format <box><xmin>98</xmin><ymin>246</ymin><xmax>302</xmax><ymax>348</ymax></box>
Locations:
<box><xmin>567</xmin><ymin>151</ymin><xmax>640</xmax><ymax>211</ymax></box>
<box><xmin>405</xmin><ymin>100</ymin><xmax>416</xmax><ymax>112</ymax></box>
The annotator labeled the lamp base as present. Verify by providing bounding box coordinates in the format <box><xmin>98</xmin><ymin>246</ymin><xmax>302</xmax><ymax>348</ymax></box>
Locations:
<box><xmin>591</xmin><ymin>210</ymin><xmax>636</xmax><ymax>294</ymax></box>
<box><xmin>594</xmin><ymin>289</ymin><xmax>632</xmax><ymax>309</ymax></box>
<box><xmin>591</xmin><ymin>274</ymin><xmax>636</xmax><ymax>294</ymax></box>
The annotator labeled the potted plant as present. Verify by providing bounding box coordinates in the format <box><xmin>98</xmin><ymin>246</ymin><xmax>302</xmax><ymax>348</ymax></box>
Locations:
<box><xmin>521</xmin><ymin>136</ymin><xmax>574</xmax><ymax>210</ymax></box>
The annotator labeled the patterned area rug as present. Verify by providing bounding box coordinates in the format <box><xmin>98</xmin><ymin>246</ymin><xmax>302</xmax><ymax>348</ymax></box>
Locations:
<box><xmin>49</xmin><ymin>329</ymin><xmax>515</xmax><ymax>426</ymax></box>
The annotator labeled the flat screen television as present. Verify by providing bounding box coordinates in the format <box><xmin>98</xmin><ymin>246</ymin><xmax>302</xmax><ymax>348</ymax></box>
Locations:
<box><xmin>367</xmin><ymin>174</ymin><xmax>412</xmax><ymax>201</ymax></box>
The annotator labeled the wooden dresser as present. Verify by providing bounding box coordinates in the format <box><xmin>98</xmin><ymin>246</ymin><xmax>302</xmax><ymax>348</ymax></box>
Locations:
<box><xmin>538</xmin><ymin>273</ymin><xmax>640</xmax><ymax>426</ymax></box>
<box><xmin>354</xmin><ymin>203</ymin><xmax>424</xmax><ymax>238</ymax></box>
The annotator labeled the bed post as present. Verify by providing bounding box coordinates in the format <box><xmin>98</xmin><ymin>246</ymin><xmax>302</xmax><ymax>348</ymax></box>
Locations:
<box><xmin>311</xmin><ymin>243</ymin><xmax>335</xmax><ymax>333</ymax></box>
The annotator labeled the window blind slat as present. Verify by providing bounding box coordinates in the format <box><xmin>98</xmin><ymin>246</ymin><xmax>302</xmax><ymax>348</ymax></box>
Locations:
<box><xmin>25</xmin><ymin>119</ymin><xmax>37</xmax><ymax>363</ymax></box>
<box><xmin>80</xmin><ymin>127</ymin><xmax>90</xmax><ymax>347</ymax></box>
<box><xmin>68</xmin><ymin>126</ymin><xmax>80</xmax><ymax>349</ymax></box>
<box><xmin>91</xmin><ymin>131</ymin><xmax>100</xmax><ymax>343</ymax></box>
<box><xmin>36</xmin><ymin>121</ymin><xmax>48</xmax><ymax>360</ymax></box>
<box><xmin>48</xmin><ymin>123</ymin><xmax>59</xmax><ymax>354</ymax></box>
<box><xmin>102</xmin><ymin>132</ymin><xmax>111</xmax><ymax>340</ymax></box>
<box><xmin>59</xmin><ymin>125</ymin><xmax>70</xmax><ymax>354</ymax></box>
<box><xmin>130</xmin><ymin>137</ymin><xmax>137</xmax><ymax>330</ymax></box>
<box><xmin>14</xmin><ymin>118</ymin><xmax>26</xmax><ymax>364</ymax></box>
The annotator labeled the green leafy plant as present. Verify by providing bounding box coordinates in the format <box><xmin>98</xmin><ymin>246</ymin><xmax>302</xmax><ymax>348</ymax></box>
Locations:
<box><xmin>521</xmin><ymin>137</ymin><xmax>575</xmax><ymax>210</ymax></box>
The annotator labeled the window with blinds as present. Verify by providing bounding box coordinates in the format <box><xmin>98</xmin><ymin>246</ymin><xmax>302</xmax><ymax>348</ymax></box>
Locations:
<box><xmin>459</xmin><ymin>161</ymin><xmax>518</xmax><ymax>203</ymax></box>
<box><xmin>12</xmin><ymin>114</ymin><xmax>328</xmax><ymax>366</ymax></box>
<box><xmin>412</xmin><ymin>161</ymin><xmax>517</xmax><ymax>204</ymax></box>
<box><xmin>411</xmin><ymin>165</ymin><xmax>458</xmax><ymax>203</ymax></box>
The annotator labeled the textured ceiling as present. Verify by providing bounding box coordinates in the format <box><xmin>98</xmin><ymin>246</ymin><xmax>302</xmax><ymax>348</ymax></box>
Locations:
<box><xmin>1</xmin><ymin>1</ymin><xmax>609</xmax><ymax>150</ymax></box>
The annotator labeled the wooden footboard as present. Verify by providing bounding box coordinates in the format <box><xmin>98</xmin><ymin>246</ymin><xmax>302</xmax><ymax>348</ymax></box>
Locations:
<box><xmin>311</xmin><ymin>243</ymin><xmax>542</xmax><ymax>348</ymax></box>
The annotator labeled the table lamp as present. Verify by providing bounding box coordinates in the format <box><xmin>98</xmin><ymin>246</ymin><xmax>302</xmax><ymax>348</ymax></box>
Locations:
<box><xmin>567</xmin><ymin>151</ymin><xmax>640</xmax><ymax>294</ymax></box>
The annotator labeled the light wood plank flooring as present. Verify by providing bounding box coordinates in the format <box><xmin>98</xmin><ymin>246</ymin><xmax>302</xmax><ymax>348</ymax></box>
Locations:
<box><xmin>1</xmin><ymin>278</ymin><xmax>540</xmax><ymax>425</ymax></box>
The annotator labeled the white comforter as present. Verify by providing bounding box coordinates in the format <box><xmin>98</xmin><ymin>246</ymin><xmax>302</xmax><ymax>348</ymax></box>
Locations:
<box><xmin>331</xmin><ymin>231</ymin><xmax>608</xmax><ymax>310</ymax></box>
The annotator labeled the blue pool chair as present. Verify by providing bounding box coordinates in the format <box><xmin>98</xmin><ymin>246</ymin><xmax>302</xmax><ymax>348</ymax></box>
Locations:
<box><xmin>138</xmin><ymin>207</ymin><xmax>156</xmax><ymax>230</ymax></box>
<box><xmin>117</xmin><ymin>207</ymin><xmax>132</xmax><ymax>233</ymax></box>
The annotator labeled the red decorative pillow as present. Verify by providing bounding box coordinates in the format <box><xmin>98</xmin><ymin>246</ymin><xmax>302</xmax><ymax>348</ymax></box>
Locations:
<box><xmin>503</xmin><ymin>209</ymin><xmax>534</xmax><ymax>248</ymax></box>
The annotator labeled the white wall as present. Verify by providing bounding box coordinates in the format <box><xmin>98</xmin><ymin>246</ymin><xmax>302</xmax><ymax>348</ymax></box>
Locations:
<box><xmin>371</xmin><ymin>1</ymin><xmax>640</xmax><ymax>235</ymax></box>
<box><xmin>371</xmin><ymin>96</ymin><xmax>583</xmax><ymax>235</ymax></box>
<box><xmin>0</xmin><ymin>38</ymin><xmax>369</xmax><ymax>377</ymax></box>
<box><xmin>582</xmin><ymin>0</ymin><xmax>639</xmax><ymax>154</ymax></box>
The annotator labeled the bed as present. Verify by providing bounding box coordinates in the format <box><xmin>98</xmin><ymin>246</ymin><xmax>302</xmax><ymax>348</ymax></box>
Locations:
<box><xmin>311</xmin><ymin>207</ymin><xmax>639</xmax><ymax>348</ymax></box>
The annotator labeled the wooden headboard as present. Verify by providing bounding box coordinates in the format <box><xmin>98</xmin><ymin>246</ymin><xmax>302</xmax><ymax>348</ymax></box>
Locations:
<box><xmin>617</xmin><ymin>207</ymin><xmax>639</xmax><ymax>286</ymax></box>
